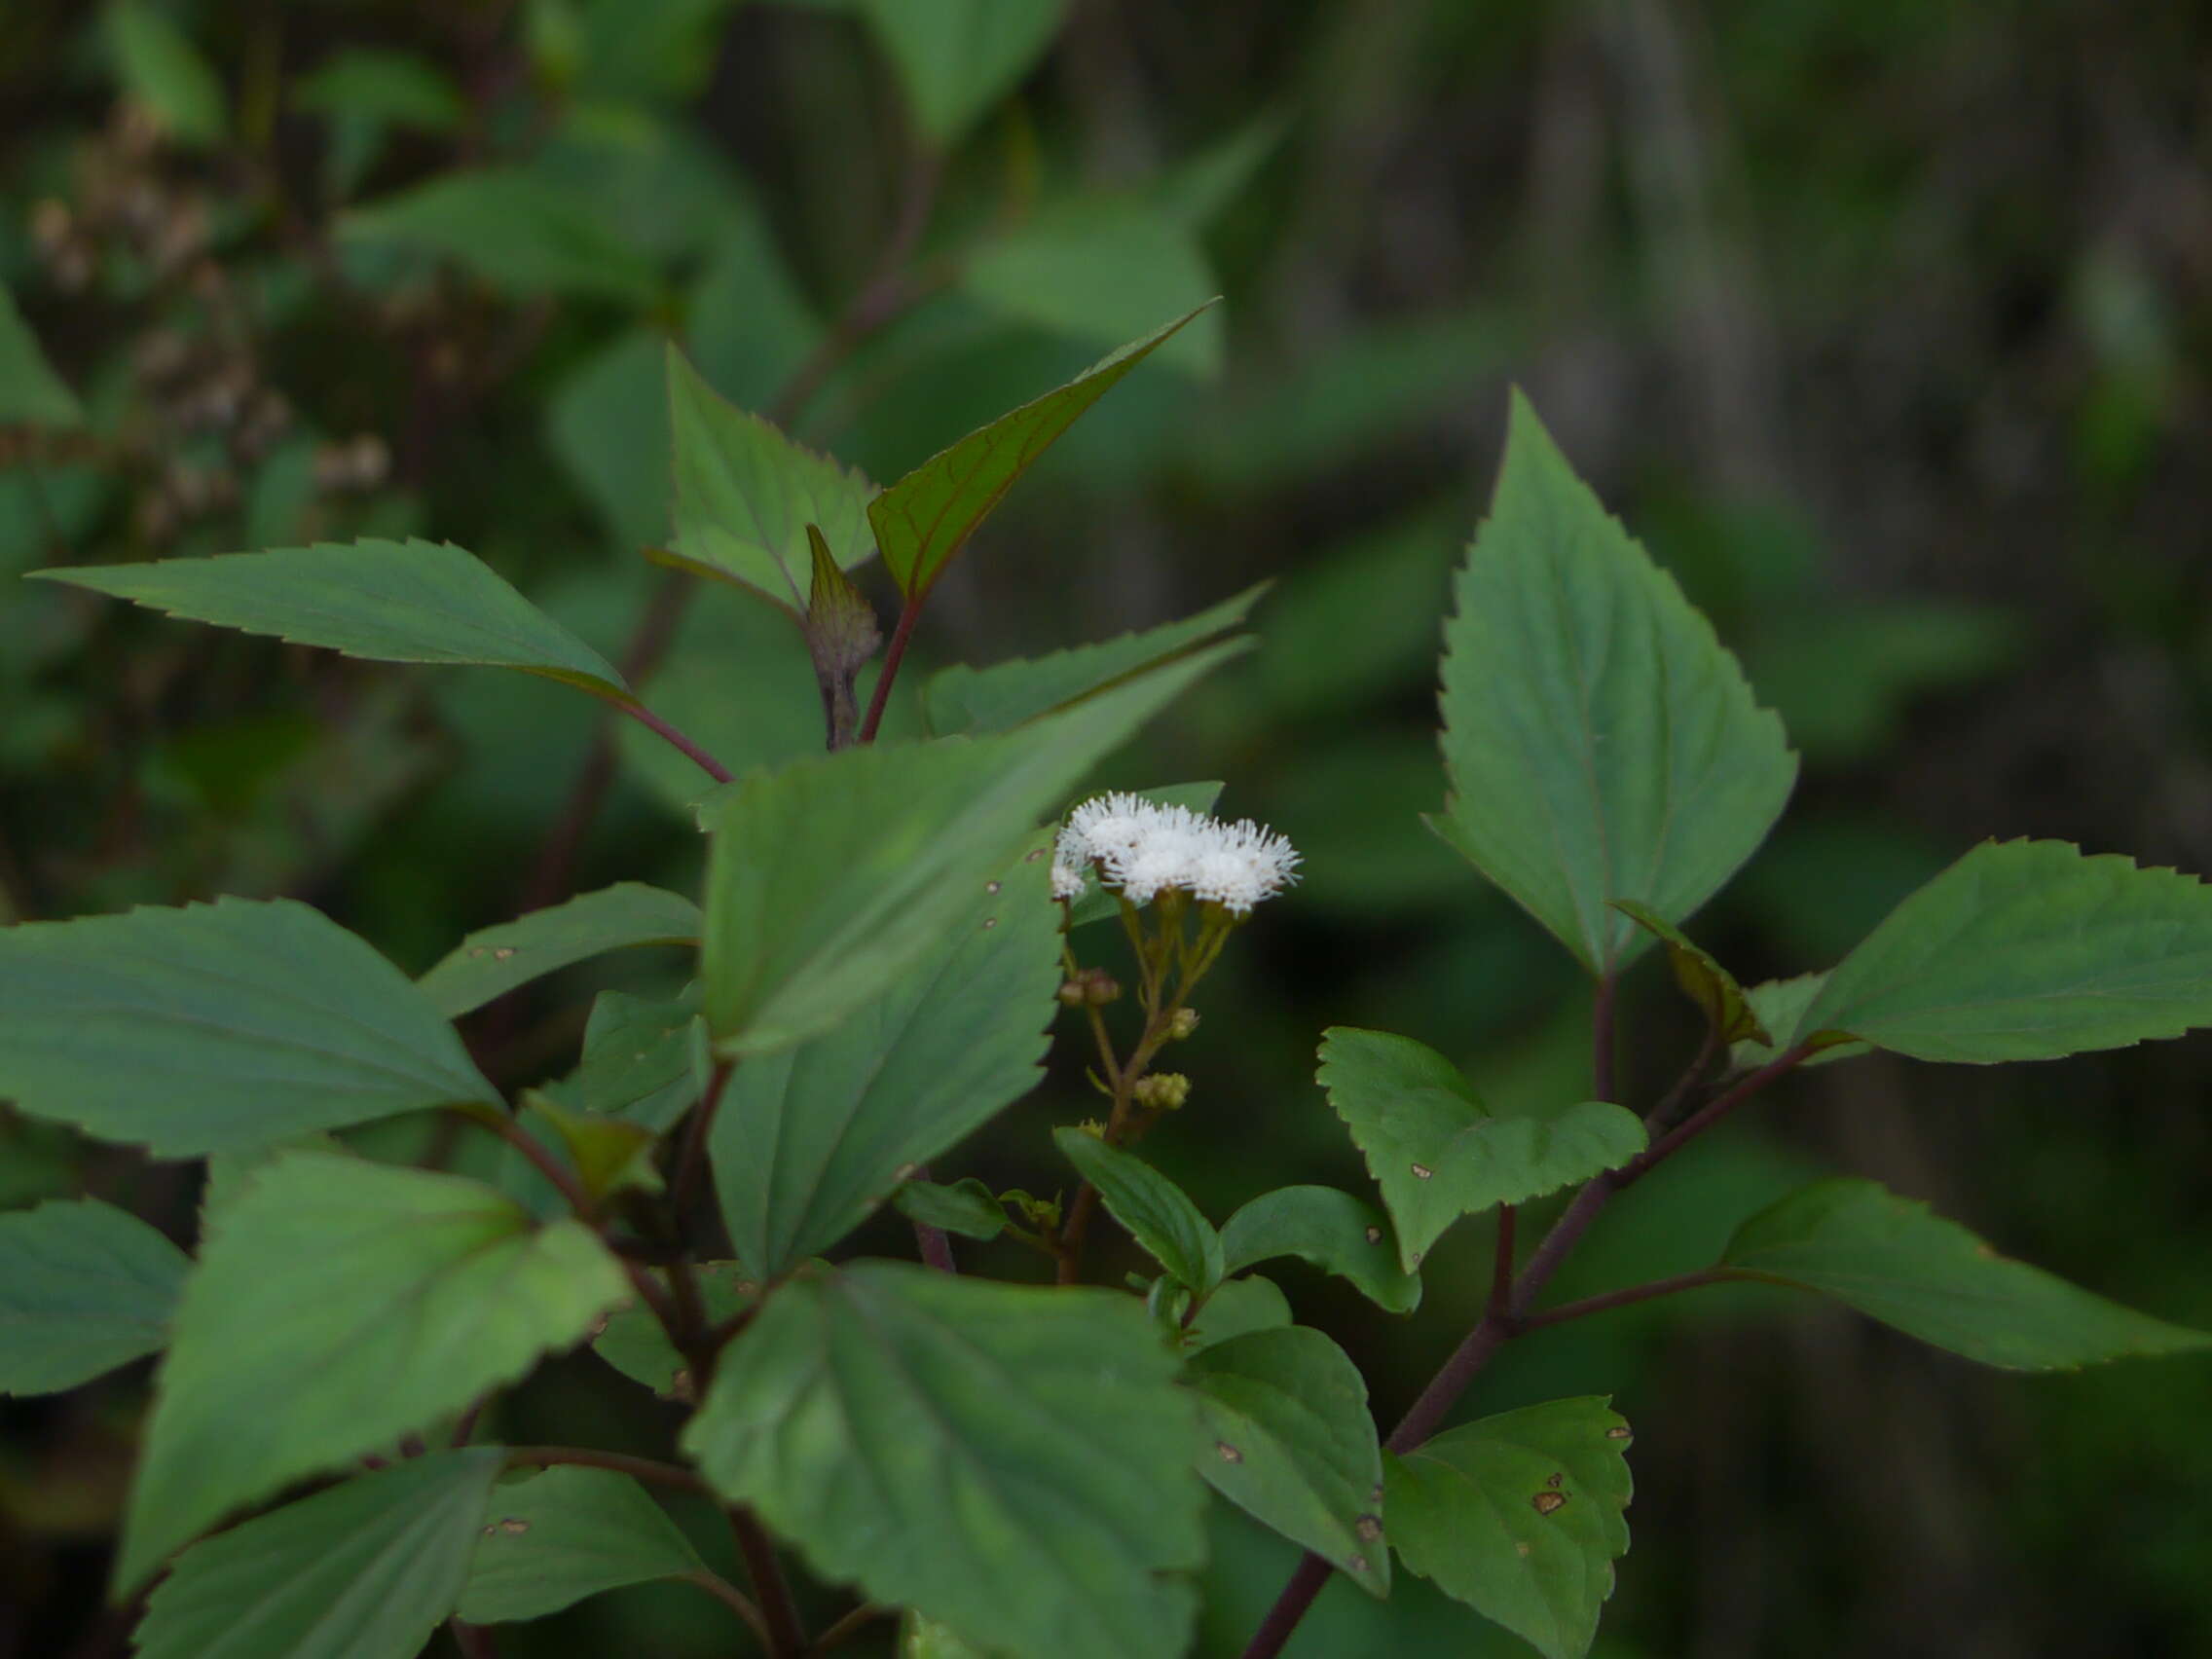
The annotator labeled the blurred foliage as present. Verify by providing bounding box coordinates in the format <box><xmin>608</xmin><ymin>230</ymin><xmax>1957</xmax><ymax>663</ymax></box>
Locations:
<box><xmin>3</xmin><ymin>0</ymin><xmax>2210</xmax><ymax>1655</ymax></box>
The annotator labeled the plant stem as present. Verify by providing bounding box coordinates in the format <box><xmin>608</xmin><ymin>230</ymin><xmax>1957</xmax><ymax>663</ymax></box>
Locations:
<box><xmin>1620</xmin><ymin>1042</ymin><xmax>1815</xmax><ymax>1185</ymax></box>
<box><xmin>1592</xmin><ymin>969</ymin><xmax>1619</xmax><ymax>1100</ymax></box>
<box><xmin>730</xmin><ymin>1507</ymin><xmax>809</xmax><ymax>1659</ymax></box>
<box><xmin>683</xmin><ymin>1568</ymin><xmax>774</xmax><ymax>1648</ymax></box>
<box><xmin>515</xmin><ymin>154</ymin><xmax>942</xmax><ymax>914</ymax></box>
<box><xmin>856</xmin><ymin>592</ymin><xmax>923</xmax><ymax>745</ymax></box>
<box><xmin>503</xmin><ymin>1445</ymin><xmax>712</xmax><ymax>1493</ymax></box>
<box><xmin>1055</xmin><ymin>995</ymin><xmax>1185</xmax><ymax>1283</ymax></box>
<box><xmin>1382</xmin><ymin>1316</ymin><xmax>1515</xmax><ymax>1457</ymax></box>
<box><xmin>617</xmin><ymin>699</ymin><xmax>734</xmax><ymax>785</ymax></box>
<box><xmin>1488</xmin><ymin>1204</ymin><xmax>1517</xmax><ymax>1319</ymax></box>
<box><xmin>1516</xmin><ymin>1268</ymin><xmax>1730</xmax><ymax>1331</ymax></box>
<box><xmin>808</xmin><ymin>1603</ymin><xmax>891</xmax><ymax>1654</ymax></box>
<box><xmin>474</xmin><ymin>1109</ymin><xmax>591</xmax><ymax>1216</ymax></box>
<box><xmin>1236</xmin><ymin>1041</ymin><xmax>1817</xmax><ymax>1659</ymax></box>
<box><xmin>904</xmin><ymin>1161</ymin><xmax>959</xmax><ymax>1272</ymax></box>
<box><xmin>1645</xmin><ymin>1020</ymin><xmax>1722</xmax><ymax>1132</ymax></box>
<box><xmin>674</xmin><ymin>1059</ymin><xmax>734</xmax><ymax>1218</ymax></box>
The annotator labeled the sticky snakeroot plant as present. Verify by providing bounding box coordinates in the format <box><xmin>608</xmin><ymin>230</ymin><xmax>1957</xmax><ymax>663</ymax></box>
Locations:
<box><xmin>5</xmin><ymin>302</ymin><xmax>2211</xmax><ymax>1659</ymax></box>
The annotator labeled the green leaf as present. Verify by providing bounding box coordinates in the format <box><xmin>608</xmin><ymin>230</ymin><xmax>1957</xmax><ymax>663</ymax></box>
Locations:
<box><xmin>1433</xmin><ymin>393</ymin><xmax>1796</xmax><ymax>975</ymax></box>
<box><xmin>699</xmin><ymin>641</ymin><xmax>1237</xmax><ymax>1055</ymax></box>
<box><xmin>895</xmin><ymin>1177</ymin><xmax>1009</xmax><ymax>1241</ymax></box>
<box><xmin>1185</xmin><ymin>1327</ymin><xmax>1387</xmax><ymax>1596</ymax></box>
<box><xmin>1608</xmin><ymin>900</ymin><xmax>1765</xmax><ymax>1044</ymax></box>
<box><xmin>459</xmin><ymin>1466</ymin><xmax>704</xmax><ymax>1624</ymax></box>
<box><xmin>119</xmin><ymin>1152</ymin><xmax>628</xmax><ymax>1590</ymax></box>
<box><xmin>0</xmin><ymin>1198</ymin><xmax>190</xmax><ymax>1396</ymax></box>
<box><xmin>592</xmin><ymin>1262</ymin><xmax>756</xmax><ymax>1400</ymax></box>
<box><xmin>134</xmin><ymin>1451</ymin><xmax>504</xmax><ymax>1659</ymax></box>
<box><xmin>1055</xmin><ymin>1128</ymin><xmax>1225</xmax><ymax>1294</ymax></box>
<box><xmin>520</xmin><ymin>1092</ymin><xmax>662</xmax><ymax>1203</ymax></box>
<box><xmin>1386</xmin><ymin>1398</ymin><xmax>1634</xmax><ymax>1659</ymax></box>
<box><xmin>715</xmin><ymin>855</ymin><xmax>1059</xmax><ymax>1277</ymax></box>
<box><xmin>806</xmin><ymin>524</ymin><xmax>885</xmax><ymax>748</ymax></box>
<box><xmin>858</xmin><ymin>0</ymin><xmax>1069</xmax><ymax>145</ymax></box>
<box><xmin>106</xmin><ymin>1</ymin><xmax>226</xmax><ymax>146</ymax></box>
<box><xmin>292</xmin><ymin>48</ymin><xmax>466</xmax><ymax>129</ymax></box>
<box><xmin>339</xmin><ymin>167</ymin><xmax>661</xmax><ymax>302</ymax></box>
<box><xmin>32</xmin><ymin>540</ymin><xmax>633</xmax><ymax>704</ymax></box>
<box><xmin>0</xmin><ymin>285</ymin><xmax>84</xmax><ymax>427</ymax></box>
<box><xmin>1728</xmin><ymin>974</ymin><xmax>1868</xmax><ymax>1072</ymax></box>
<box><xmin>1798</xmin><ymin>838</ymin><xmax>2212</xmax><ymax>1063</ymax></box>
<box><xmin>1154</xmin><ymin>110</ymin><xmax>1292</xmax><ymax>231</ymax></box>
<box><xmin>926</xmin><ymin>584</ymin><xmax>1265</xmax><ymax>735</ymax></box>
<box><xmin>902</xmin><ymin>1610</ymin><xmax>996</xmax><ymax>1659</ymax></box>
<box><xmin>1183</xmin><ymin>1273</ymin><xmax>1291</xmax><ymax>1352</ymax></box>
<box><xmin>1718</xmin><ymin>1178</ymin><xmax>2212</xmax><ymax>1369</ymax></box>
<box><xmin>683</xmin><ymin>1261</ymin><xmax>1202</xmax><ymax>1659</ymax></box>
<box><xmin>869</xmin><ymin>304</ymin><xmax>1215</xmax><ymax>601</ymax></box>
<box><xmin>962</xmin><ymin>197</ymin><xmax>1223</xmax><ymax>376</ymax></box>
<box><xmin>1318</xmin><ymin>1028</ymin><xmax>1644</xmax><ymax>1272</ymax></box>
<box><xmin>1219</xmin><ymin>1186</ymin><xmax>1421</xmax><ymax>1314</ymax></box>
<box><xmin>665</xmin><ymin>348</ymin><xmax>879</xmax><ymax>608</ymax></box>
<box><xmin>540</xmin><ymin>989</ymin><xmax>709</xmax><ymax>1132</ymax></box>
<box><xmin>0</xmin><ymin>897</ymin><xmax>498</xmax><ymax>1155</ymax></box>
<box><xmin>418</xmin><ymin>882</ymin><xmax>701</xmax><ymax>1017</ymax></box>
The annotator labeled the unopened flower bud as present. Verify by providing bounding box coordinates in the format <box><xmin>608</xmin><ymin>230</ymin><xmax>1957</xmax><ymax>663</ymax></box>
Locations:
<box><xmin>1057</xmin><ymin>979</ymin><xmax>1088</xmax><ymax>1008</ymax></box>
<box><xmin>1084</xmin><ymin>971</ymin><xmax>1122</xmax><ymax>1007</ymax></box>
<box><xmin>1167</xmin><ymin>1007</ymin><xmax>1200</xmax><ymax>1040</ymax></box>
<box><xmin>1132</xmin><ymin>1073</ymin><xmax>1191</xmax><ymax>1112</ymax></box>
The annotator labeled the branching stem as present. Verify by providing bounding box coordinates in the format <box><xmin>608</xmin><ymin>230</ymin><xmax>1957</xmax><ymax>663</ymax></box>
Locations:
<box><xmin>683</xmin><ymin>1569</ymin><xmax>774</xmax><ymax>1649</ymax></box>
<box><xmin>1516</xmin><ymin>1268</ymin><xmax>1730</xmax><ymax>1330</ymax></box>
<box><xmin>1236</xmin><ymin>1037</ymin><xmax>1816</xmax><ymax>1658</ymax></box>
<box><xmin>474</xmin><ymin>1109</ymin><xmax>590</xmax><ymax>1217</ymax></box>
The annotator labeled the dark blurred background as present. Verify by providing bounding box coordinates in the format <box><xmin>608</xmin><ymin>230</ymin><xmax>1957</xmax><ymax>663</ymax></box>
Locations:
<box><xmin>4</xmin><ymin>2</ymin><xmax>2210</xmax><ymax>1655</ymax></box>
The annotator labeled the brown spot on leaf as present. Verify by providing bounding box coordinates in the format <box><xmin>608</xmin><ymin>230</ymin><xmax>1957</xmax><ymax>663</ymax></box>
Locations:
<box><xmin>1370</xmin><ymin>1484</ymin><xmax>1384</xmax><ymax>1505</ymax></box>
<box><xmin>1346</xmin><ymin>1555</ymin><xmax>1368</xmax><ymax>1573</ymax></box>
<box><xmin>981</xmin><ymin>917</ymin><xmax>998</xmax><ymax>930</ymax></box>
<box><xmin>1532</xmin><ymin>1491</ymin><xmax>1567</xmax><ymax>1516</ymax></box>
<box><xmin>1355</xmin><ymin>1515</ymin><xmax>1382</xmax><ymax>1542</ymax></box>
<box><xmin>492</xmin><ymin>946</ymin><xmax>516</xmax><ymax>962</ymax></box>
<box><xmin>985</xmin><ymin>880</ymin><xmax>1001</xmax><ymax>894</ymax></box>
<box><xmin>1410</xmin><ymin>1163</ymin><xmax>1433</xmax><ymax>1180</ymax></box>
<box><xmin>1364</xmin><ymin>1225</ymin><xmax>1382</xmax><ymax>1244</ymax></box>
<box><xmin>1516</xmin><ymin>1541</ymin><xmax>1531</xmax><ymax>1558</ymax></box>
<box><xmin>1606</xmin><ymin>1424</ymin><xmax>1632</xmax><ymax>1440</ymax></box>
<box><xmin>1545</xmin><ymin>1472</ymin><xmax>1563</xmax><ymax>1488</ymax></box>
<box><xmin>498</xmin><ymin>1518</ymin><xmax>529</xmax><ymax>1534</ymax></box>
<box><xmin>1024</xmin><ymin>847</ymin><xmax>1046</xmax><ymax>862</ymax></box>
<box><xmin>1216</xmin><ymin>1441</ymin><xmax>1243</xmax><ymax>1463</ymax></box>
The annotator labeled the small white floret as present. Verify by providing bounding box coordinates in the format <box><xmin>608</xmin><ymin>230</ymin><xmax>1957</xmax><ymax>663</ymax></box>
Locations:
<box><xmin>1053</xmin><ymin>793</ymin><xmax>1300</xmax><ymax>914</ymax></box>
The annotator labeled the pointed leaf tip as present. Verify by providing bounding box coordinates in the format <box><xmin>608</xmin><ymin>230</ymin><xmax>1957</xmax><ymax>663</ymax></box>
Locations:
<box><xmin>1437</xmin><ymin>396</ymin><xmax>1795</xmax><ymax>974</ymax></box>
<box><xmin>870</xmin><ymin>302</ymin><xmax>1218</xmax><ymax>602</ymax></box>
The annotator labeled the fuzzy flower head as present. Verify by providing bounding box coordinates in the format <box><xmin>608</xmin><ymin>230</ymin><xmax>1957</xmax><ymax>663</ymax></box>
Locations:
<box><xmin>1053</xmin><ymin>793</ymin><xmax>1299</xmax><ymax>916</ymax></box>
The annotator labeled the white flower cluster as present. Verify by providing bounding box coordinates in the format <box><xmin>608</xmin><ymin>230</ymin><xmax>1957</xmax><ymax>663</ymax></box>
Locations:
<box><xmin>1051</xmin><ymin>793</ymin><xmax>1300</xmax><ymax>915</ymax></box>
